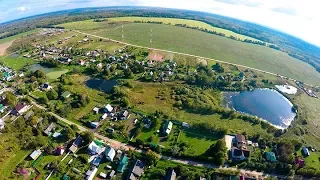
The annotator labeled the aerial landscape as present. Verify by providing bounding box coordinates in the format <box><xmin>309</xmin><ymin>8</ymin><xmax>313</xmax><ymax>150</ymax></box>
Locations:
<box><xmin>0</xmin><ymin>2</ymin><xmax>320</xmax><ymax>180</ymax></box>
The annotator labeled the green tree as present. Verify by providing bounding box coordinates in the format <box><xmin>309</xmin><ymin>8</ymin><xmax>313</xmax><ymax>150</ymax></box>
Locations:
<box><xmin>65</xmin><ymin>127</ymin><xmax>75</xmax><ymax>140</ymax></box>
<box><xmin>5</xmin><ymin>91</ymin><xmax>17</xmax><ymax>107</ymax></box>
<box><xmin>81</xmin><ymin>131</ymin><xmax>94</xmax><ymax>145</ymax></box>
<box><xmin>46</xmin><ymin>89</ymin><xmax>58</xmax><ymax>100</ymax></box>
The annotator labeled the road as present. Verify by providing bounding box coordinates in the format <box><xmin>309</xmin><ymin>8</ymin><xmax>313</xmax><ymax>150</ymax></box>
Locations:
<box><xmin>30</xmin><ymin>101</ymin><xmax>274</xmax><ymax>179</ymax></box>
<box><xmin>74</xmin><ymin>30</ymin><xmax>318</xmax><ymax>88</ymax></box>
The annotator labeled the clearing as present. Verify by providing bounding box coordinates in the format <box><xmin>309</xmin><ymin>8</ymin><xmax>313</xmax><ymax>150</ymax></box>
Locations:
<box><xmin>0</xmin><ymin>40</ymin><xmax>13</xmax><ymax>56</ymax></box>
<box><xmin>0</xmin><ymin>56</ymin><xmax>34</xmax><ymax>70</ymax></box>
<box><xmin>59</xmin><ymin>21</ymin><xmax>320</xmax><ymax>85</ymax></box>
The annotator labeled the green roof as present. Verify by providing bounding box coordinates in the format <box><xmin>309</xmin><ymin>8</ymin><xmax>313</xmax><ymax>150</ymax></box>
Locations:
<box><xmin>117</xmin><ymin>155</ymin><xmax>128</xmax><ymax>172</ymax></box>
<box><xmin>0</xmin><ymin>104</ymin><xmax>4</xmax><ymax>110</ymax></box>
<box><xmin>94</xmin><ymin>139</ymin><xmax>104</xmax><ymax>147</ymax></box>
<box><xmin>61</xmin><ymin>91</ymin><xmax>71</xmax><ymax>98</ymax></box>
<box><xmin>266</xmin><ymin>152</ymin><xmax>277</xmax><ymax>162</ymax></box>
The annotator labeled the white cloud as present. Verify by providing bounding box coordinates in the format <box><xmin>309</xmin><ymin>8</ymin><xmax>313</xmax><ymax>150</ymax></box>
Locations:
<box><xmin>17</xmin><ymin>6</ymin><xmax>31</xmax><ymax>11</ymax></box>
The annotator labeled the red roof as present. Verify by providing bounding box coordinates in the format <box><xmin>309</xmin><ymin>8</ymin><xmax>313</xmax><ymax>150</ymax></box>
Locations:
<box><xmin>15</xmin><ymin>103</ymin><xmax>26</xmax><ymax>112</ymax></box>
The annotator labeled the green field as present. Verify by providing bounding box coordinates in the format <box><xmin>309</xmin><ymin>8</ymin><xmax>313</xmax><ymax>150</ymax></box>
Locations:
<box><xmin>46</xmin><ymin>69</ymin><xmax>69</xmax><ymax>79</ymax></box>
<box><xmin>0</xmin><ymin>29</ymin><xmax>39</xmax><ymax>44</ymax></box>
<box><xmin>0</xmin><ymin>150</ymin><xmax>32</xmax><ymax>179</ymax></box>
<box><xmin>107</xmin><ymin>17</ymin><xmax>261</xmax><ymax>42</ymax></box>
<box><xmin>0</xmin><ymin>56</ymin><xmax>35</xmax><ymax>70</ymax></box>
<box><xmin>59</xmin><ymin>21</ymin><xmax>320</xmax><ymax>86</ymax></box>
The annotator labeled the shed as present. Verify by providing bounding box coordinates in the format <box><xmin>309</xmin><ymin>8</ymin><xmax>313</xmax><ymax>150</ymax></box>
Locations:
<box><xmin>104</xmin><ymin>104</ymin><xmax>113</xmax><ymax>113</ymax></box>
<box><xmin>85</xmin><ymin>167</ymin><xmax>98</xmax><ymax>180</ymax></box>
<box><xmin>61</xmin><ymin>91</ymin><xmax>71</xmax><ymax>99</ymax></box>
<box><xmin>93</xmin><ymin>107</ymin><xmax>99</xmax><ymax>114</ymax></box>
<box><xmin>163</xmin><ymin>121</ymin><xmax>173</xmax><ymax>135</ymax></box>
<box><xmin>101</xmin><ymin>113</ymin><xmax>108</xmax><ymax>120</ymax></box>
<box><xmin>302</xmin><ymin>147</ymin><xmax>310</xmax><ymax>156</ymax></box>
<box><xmin>266</xmin><ymin>152</ymin><xmax>277</xmax><ymax>162</ymax></box>
<box><xmin>182</xmin><ymin>122</ymin><xmax>189</xmax><ymax>128</ymax></box>
<box><xmin>44</xmin><ymin>123</ymin><xmax>56</xmax><ymax>136</ymax></box>
<box><xmin>90</xmin><ymin>122</ymin><xmax>99</xmax><ymax>129</ymax></box>
<box><xmin>30</xmin><ymin>150</ymin><xmax>42</xmax><ymax>160</ymax></box>
<box><xmin>105</xmin><ymin>145</ymin><xmax>116</xmax><ymax>161</ymax></box>
<box><xmin>99</xmin><ymin>172</ymin><xmax>107</xmax><ymax>178</ymax></box>
<box><xmin>0</xmin><ymin>104</ymin><xmax>5</xmax><ymax>113</ymax></box>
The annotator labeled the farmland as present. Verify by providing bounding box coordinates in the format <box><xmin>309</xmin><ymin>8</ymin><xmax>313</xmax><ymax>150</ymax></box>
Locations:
<box><xmin>58</xmin><ymin>21</ymin><xmax>320</xmax><ymax>86</ymax></box>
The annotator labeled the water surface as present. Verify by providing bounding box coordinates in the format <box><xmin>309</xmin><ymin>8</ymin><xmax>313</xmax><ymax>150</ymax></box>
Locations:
<box><xmin>224</xmin><ymin>89</ymin><xmax>296</xmax><ymax>128</ymax></box>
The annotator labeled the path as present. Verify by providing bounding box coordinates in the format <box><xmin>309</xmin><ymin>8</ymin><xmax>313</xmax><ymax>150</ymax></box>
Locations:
<box><xmin>30</xmin><ymin>101</ymin><xmax>277</xmax><ymax>179</ymax></box>
<box><xmin>74</xmin><ymin>30</ymin><xmax>318</xmax><ymax>88</ymax></box>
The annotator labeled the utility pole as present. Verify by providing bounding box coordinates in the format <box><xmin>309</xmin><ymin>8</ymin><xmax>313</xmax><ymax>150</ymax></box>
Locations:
<box><xmin>122</xmin><ymin>25</ymin><xmax>124</xmax><ymax>43</ymax></box>
<box><xmin>149</xmin><ymin>29</ymin><xmax>153</xmax><ymax>50</ymax></box>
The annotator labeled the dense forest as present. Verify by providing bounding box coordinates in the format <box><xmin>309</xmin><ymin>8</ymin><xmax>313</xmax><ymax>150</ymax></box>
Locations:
<box><xmin>1</xmin><ymin>6</ymin><xmax>320</xmax><ymax>72</ymax></box>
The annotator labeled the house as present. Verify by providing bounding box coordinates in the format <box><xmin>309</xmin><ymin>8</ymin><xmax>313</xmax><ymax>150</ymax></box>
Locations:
<box><xmin>92</xmin><ymin>157</ymin><xmax>102</xmax><ymax>167</ymax></box>
<box><xmin>52</xmin><ymin>132</ymin><xmax>61</xmax><ymax>138</ymax></box>
<box><xmin>104</xmin><ymin>104</ymin><xmax>113</xmax><ymax>113</ymax></box>
<box><xmin>56</xmin><ymin>146</ymin><xmax>65</xmax><ymax>155</ymax></box>
<box><xmin>165</xmin><ymin>169</ymin><xmax>176</xmax><ymax>180</ymax></box>
<box><xmin>295</xmin><ymin>157</ymin><xmax>305</xmax><ymax>168</ymax></box>
<box><xmin>30</xmin><ymin>150</ymin><xmax>42</xmax><ymax>160</ymax></box>
<box><xmin>99</xmin><ymin>172</ymin><xmax>107</xmax><ymax>178</ymax></box>
<box><xmin>93</xmin><ymin>107</ymin><xmax>99</xmax><ymax>114</ymax></box>
<box><xmin>41</xmin><ymin>83</ymin><xmax>52</xmax><ymax>91</ymax></box>
<box><xmin>88</xmin><ymin>141</ymin><xmax>104</xmax><ymax>155</ymax></box>
<box><xmin>128</xmin><ymin>159</ymin><xmax>145</xmax><ymax>180</ymax></box>
<box><xmin>182</xmin><ymin>122</ymin><xmax>190</xmax><ymax>128</ymax></box>
<box><xmin>120</xmin><ymin>110</ymin><xmax>130</xmax><ymax>120</ymax></box>
<box><xmin>24</xmin><ymin>110</ymin><xmax>34</xmax><ymax>120</ymax></box>
<box><xmin>265</xmin><ymin>152</ymin><xmax>277</xmax><ymax>162</ymax></box>
<box><xmin>101</xmin><ymin>113</ymin><xmax>108</xmax><ymax>120</ymax></box>
<box><xmin>117</xmin><ymin>155</ymin><xmax>129</xmax><ymax>172</ymax></box>
<box><xmin>44</xmin><ymin>123</ymin><xmax>56</xmax><ymax>136</ymax></box>
<box><xmin>85</xmin><ymin>167</ymin><xmax>98</xmax><ymax>180</ymax></box>
<box><xmin>0</xmin><ymin>119</ymin><xmax>4</xmax><ymax>130</ymax></box>
<box><xmin>12</xmin><ymin>103</ymin><xmax>28</xmax><ymax>115</ymax></box>
<box><xmin>163</xmin><ymin>121</ymin><xmax>173</xmax><ymax>135</ymax></box>
<box><xmin>79</xmin><ymin>60</ymin><xmax>85</xmax><ymax>66</ymax></box>
<box><xmin>105</xmin><ymin>145</ymin><xmax>116</xmax><ymax>161</ymax></box>
<box><xmin>90</xmin><ymin>122</ymin><xmax>99</xmax><ymax>129</ymax></box>
<box><xmin>143</xmin><ymin>119</ymin><xmax>152</xmax><ymax>129</ymax></box>
<box><xmin>302</xmin><ymin>147</ymin><xmax>310</xmax><ymax>156</ymax></box>
<box><xmin>231</xmin><ymin>147</ymin><xmax>250</xmax><ymax>160</ymax></box>
<box><xmin>0</xmin><ymin>104</ymin><xmax>5</xmax><ymax>113</ymax></box>
<box><xmin>69</xmin><ymin>136</ymin><xmax>83</xmax><ymax>153</ymax></box>
<box><xmin>61</xmin><ymin>91</ymin><xmax>71</xmax><ymax>99</ymax></box>
<box><xmin>108</xmin><ymin>170</ymin><xmax>116</xmax><ymax>179</ymax></box>
<box><xmin>234</xmin><ymin>134</ymin><xmax>246</xmax><ymax>148</ymax></box>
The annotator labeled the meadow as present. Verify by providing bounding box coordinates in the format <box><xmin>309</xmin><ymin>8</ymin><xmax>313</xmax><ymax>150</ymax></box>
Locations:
<box><xmin>0</xmin><ymin>56</ymin><xmax>34</xmax><ymax>70</ymax></box>
<box><xmin>59</xmin><ymin>21</ymin><xmax>320</xmax><ymax>86</ymax></box>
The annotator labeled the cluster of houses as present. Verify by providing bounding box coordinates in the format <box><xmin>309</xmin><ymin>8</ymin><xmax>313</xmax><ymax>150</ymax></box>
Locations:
<box><xmin>0</xmin><ymin>65</ymin><xmax>21</xmax><ymax>81</ymax></box>
<box><xmin>90</xmin><ymin>104</ymin><xmax>130</xmax><ymax>130</ymax></box>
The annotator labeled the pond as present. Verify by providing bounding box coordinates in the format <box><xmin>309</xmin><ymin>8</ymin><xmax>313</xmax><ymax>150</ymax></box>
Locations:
<box><xmin>27</xmin><ymin>64</ymin><xmax>68</xmax><ymax>79</ymax></box>
<box><xmin>85</xmin><ymin>79</ymin><xmax>118</xmax><ymax>93</ymax></box>
<box><xmin>223</xmin><ymin>89</ymin><xmax>296</xmax><ymax>128</ymax></box>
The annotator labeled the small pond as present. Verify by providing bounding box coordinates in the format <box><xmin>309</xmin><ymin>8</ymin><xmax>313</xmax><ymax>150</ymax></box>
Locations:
<box><xmin>85</xmin><ymin>79</ymin><xmax>118</xmax><ymax>93</ymax></box>
<box><xmin>223</xmin><ymin>89</ymin><xmax>296</xmax><ymax>128</ymax></box>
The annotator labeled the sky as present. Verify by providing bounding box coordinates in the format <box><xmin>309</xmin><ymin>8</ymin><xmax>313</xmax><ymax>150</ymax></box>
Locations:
<box><xmin>0</xmin><ymin>0</ymin><xmax>319</xmax><ymax>46</ymax></box>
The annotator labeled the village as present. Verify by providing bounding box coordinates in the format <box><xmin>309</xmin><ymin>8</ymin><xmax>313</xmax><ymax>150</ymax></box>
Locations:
<box><xmin>0</xmin><ymin>28</ymin><xmax>319</xmax><ymax>180</ymax></box>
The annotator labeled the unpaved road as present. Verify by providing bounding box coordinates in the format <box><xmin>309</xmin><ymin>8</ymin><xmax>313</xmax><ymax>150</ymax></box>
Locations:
<box><xmin>0</xmin><ymin>40</ymin><xmax>13</xmax><ymax>56</ymax></box>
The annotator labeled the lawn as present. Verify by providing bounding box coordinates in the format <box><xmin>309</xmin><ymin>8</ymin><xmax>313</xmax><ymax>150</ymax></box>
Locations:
<box><xmin>46</xmin><ymin>69</ymin><xmax>69</xmax><ymax>79</ymax></box>
<box><xmin>58</xmin><ymin>21</ymin><xmax>320</xmax><ymax>85</ymax></box>
<box><xmin>296</xmin><ymin>148</ymin><xmax>320</xmax><ymax>170</ymax></box>
<box><xmin>0</xmin><ymin>149</ymin><xmax>32</xmax><ymax>180</ymax></box>
<box><xmin>0</xmin><ymin>56</ymin><xmax>35</xmax><ymax>70</ymax></box>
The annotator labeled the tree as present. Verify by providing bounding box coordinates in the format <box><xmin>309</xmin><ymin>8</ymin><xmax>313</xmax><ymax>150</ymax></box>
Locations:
<box><xmin>65</xmin><ymin>127</ymin><xmax>75</xmax><ymax>140</ymax></box>
<box><xmin>124</xmin><ymin>68</ymin><xmax>134</xmax><ymax>78</ymax></box>
<box><xmin>5</xmin><ymin>91</ymin><xmax>17</xmax><ymax>107</ymax></box>
<box><xmin>46</xmin><ymin>89</ymin><xmax>58</xmax><ymax>100</ymax></box>
<box><xmin>81</xmin><ymin>131</ymin><xmax>94</xmax><ymax>145</ymax></box>
<box><xmin>34</xmin><ymin>70</ymin><xmax>46</xmax><ymax>78</ymax></box>
<box><xmin>145</xmin><ymin>150</ymin><xmax>159</xmax><ymax>166</ymax></box>
<box><xmin>170</xmin><ymin>145</ymin><xmax>180</xmax><ymax>156</ymax></box>
<box><xmin>207</xmin><ymin>139</ymin><xmax>227</xmax><ymax>165</ymax></box>
<box><xmin>39</xmin><ymin>96</ymin><xmax>49</xmax><ymax>104</ymax></box>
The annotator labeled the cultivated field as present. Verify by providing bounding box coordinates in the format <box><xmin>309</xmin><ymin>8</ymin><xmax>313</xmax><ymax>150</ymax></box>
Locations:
<box><xmin>59</xmin><ymin>21</ymin><xmax>320</xmax><ymax>86</ymax></box>
<box><xmin>107</xmin><ymin>17</ymin><xmax>261</xmax><ymax>42</ymax></box>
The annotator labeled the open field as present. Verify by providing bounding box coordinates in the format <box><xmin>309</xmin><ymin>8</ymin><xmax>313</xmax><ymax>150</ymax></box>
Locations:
<box><xmin>0</xmin><ymin>40</ymin><xmax>13</xmax><ymax>56</ymax></box>
<box><xmin>107</xmin><ymin>17</ymin><xmax>261</xmax><ymax>42</ymax></box>
<box><xmin>127</xmin><ymin>81</ymin><xmax>271</xmax><ymax>137</ymax></box>
<box><xmin>0</xmin><ymin>56</ymin><xmax>35</xmax><ymax>70</ymax></box>
<box><xmin>58</xmin><ymin>22</ymin><xmax>320</xmax><ymax>85</ymax></box>
<box><xmin>46</xmin><ymin>69</ymin><xmax>69</xmax><ymax>79</ymax></box>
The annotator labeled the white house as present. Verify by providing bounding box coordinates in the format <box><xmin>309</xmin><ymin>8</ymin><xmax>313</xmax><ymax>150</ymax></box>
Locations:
<box><xmin>30</xmin><ymin>150</ymin><xmax>42</xmax><ymax>160</ymax></box>
<box><xmin>88</xmin><ymin>141</ymin><xmax>103</xmax><ymax>155</ymax></box>
<box><xmin>101</xmin><ymin>113</ymin><xmax>108</xmax><ymax>120</ymax></box>
<box><xmin>86</xmin><ymin>167</ymin><xmax>98</xmax><ymax>180</ymax></box>
<box><xmin>105</xmin><ymin>145</ymin><xmax>116</xmax><ymax>161</ymax></box>
<box><xmin>104</xmin><ymin>104</ymin><xmax>113</xmax><ymax>113</ymax></box>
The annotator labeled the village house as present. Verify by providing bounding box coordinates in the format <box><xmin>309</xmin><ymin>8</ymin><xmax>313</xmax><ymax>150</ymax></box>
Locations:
<box><xmin>90</xmin><ymin>122</ymin><xmax>99</xmax><ymax>129</ymax></box>
<box><xmin>120</xmin><ymin>110</ymin><xmax>130</xmax><ymax>120</ymax></box>
<box><xmin>234</xmin><ymin>134</ymin><xmax>246</xmax><ymax>148</ymax></box>
<box><xmin>93</xmin><ymin>107</ymin><xmax>99</xmax><ymax>114</ymax></box>
<box><xmin>56</xmin><ymin>146</ymin><xmax>65</xmax><ymax>156</ymax></box>
<box><xmin>40</xmin><ymin>83</ymin><xmax>53</xmax><ymax>91</ymax></box>
<box><xmin>88</xmin><ymin>141</ymin><xmax>104</xmax><ymax>155</ymax></box>
<box><xmin>231</xmin><ymin>147</ymin><xmax>250</xmax><ymax>160</ymax></box>
<box><xmin>265</xmin><ymin>152</ymin><xmax>277</xmax><ymax>162</ymax></box>
<box><xmin>101</xmin><ymin>113</ymin><xmax>108</xmax><ymax>120</ymax></box>
<box><xmin>61</xmin><ymin>91</ymin><xmax>71</xmax><ymax>99</ymax></box>
<box><xmin>165</xmin><ymin>169</ymin><xmax>176</xmax><ymax>180</ymax></box>
<box><xmin>128</xmin><ymin>159</ymin><xmax>145</xmax><ymax>180</ymax></box>
<box><xmin>295</xmin><ymin>157</ymin><xmax>305</xmax><ymax>168</ymax></box>
<box><xmin>44</xmin><ymin>123</ymin><xmax>56</xmax><ymax>136</ymax></box>
<box><xmin>12</xmin><ymin>103</ymin><xmax>28</xmax><ymax>116</ymax></box>
<box><xmin>105</xmin><ymin>145</ymin><xmax>116</xmax><ymax>161</ymax></box>
<box><xmin>104</xmin><ymin>104</ymin><xmax>113</xmax><ymax>113</ymax></box>
<box><xmin>0</xmin><ymin>119</ymin><xmax>4</xmax><ymax>130</ymax></box>
<box><xmin>0</xmin><ymin>104</ymin><xmax>5</xmax><ymax>113</ymax></box>
<box><xmin>85</xmin><ymin>167</ymin><xmax>98</xmax><ymax>180</ymax></box>
<box><xmin>163</xmin><ymin>121</ymin><xmax>173</xmax><ymax>136</ymax></box>
<box><xmin>302</xmin><ymin>147</ymin><xmax>310</xmax><ymax>156</ymax></box>
<box><xmin>69</xmin><ymin>136</ymin><xmax>83</xmax><ymax>153</ymax></box>
<box><xmin>30</xmin><ymin>150</ymin><xmax>42</xmax><ymax>160</ymax></box>
<box><xmin>79</xmin><ymin>60</ymin><xmax>86</xmax><ymax>66</ymax></box>
<box><xmin>117</xmin><ymin>155</ymin><xmax>129</xmax><ymax>173</ymax></box>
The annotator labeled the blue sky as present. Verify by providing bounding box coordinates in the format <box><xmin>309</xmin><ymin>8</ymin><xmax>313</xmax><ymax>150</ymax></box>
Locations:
<box><xmin>0</xmin><ymin>0</ymin><xmax>320</xmax><ymax>46</ymax></box>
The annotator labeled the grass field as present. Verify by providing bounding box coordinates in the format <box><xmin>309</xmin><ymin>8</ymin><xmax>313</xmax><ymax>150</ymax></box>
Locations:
<box><xmin>127</xmin><ymin>81</ymin><xmax>272</xmax><ymax>137</ymax></box>
<box><xmin>107</xmin><ymin>17</ymin><xmax>261</xmax><ymax>42</ymax></box>
<box><xmin>46</xmin><ymin>69</ymin><xmax>69</xmax><ymax>79</ymax></box>
<box><xmin>59</xmin><ymin>21</ymin><xmax>320</xmax><ymax>85</ymax></box>
<box><xmin>0</xmin><ymin>29</ymin><xmax>39</xmax><ymax>44</ymax></box>
<box><xmin>0</xmin><ymin>56</ymin><xmax>35</xmax><ymax>70</ymax></box>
